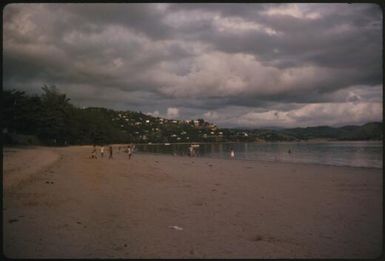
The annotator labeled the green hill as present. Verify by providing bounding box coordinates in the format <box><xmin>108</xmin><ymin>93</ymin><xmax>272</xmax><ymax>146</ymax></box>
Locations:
<box><xmin>280</xmin><ymin>122</ymin><xmax>383</xmax><ymax>141</ymax></box>
<box><xmin>3</xmin><ymin>87</ymin><xmax>382</xmax><ymax>145</ymax></box>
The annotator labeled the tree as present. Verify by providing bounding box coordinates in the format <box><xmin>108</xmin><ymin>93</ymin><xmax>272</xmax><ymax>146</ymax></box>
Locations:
<box><xmin>38</xmin><ymin>85</ymin><xmax>73</xmax><ymax>145</ymax></box>
<box><xmin>2</xmin><ymin>89</ymin><xmax>42</xmax><ymax>135</ymax></box>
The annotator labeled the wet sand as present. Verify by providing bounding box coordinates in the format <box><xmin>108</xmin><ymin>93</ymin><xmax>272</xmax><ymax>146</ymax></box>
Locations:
<box><xmin>3</xmin><ymin>145</ymin><xmax>383</xmax><ymax>258</ymax></box>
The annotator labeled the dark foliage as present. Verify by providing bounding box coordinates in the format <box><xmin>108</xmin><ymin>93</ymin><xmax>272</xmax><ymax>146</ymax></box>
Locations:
<box><xmin>2</xmin><ymin>87</ymin><xmax>382</xmax><ymax>146</ymax></box>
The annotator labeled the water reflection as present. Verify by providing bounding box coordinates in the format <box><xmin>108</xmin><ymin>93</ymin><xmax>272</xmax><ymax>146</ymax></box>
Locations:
<box><xmin>136</xmin><ymin>141</ymin><xmax>382</xmax><ymax>169</ymax></box>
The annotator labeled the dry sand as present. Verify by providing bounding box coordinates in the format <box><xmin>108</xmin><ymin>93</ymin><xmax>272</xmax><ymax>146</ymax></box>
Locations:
<box><xmin>3</xmin><ymin>145</ymin><xmax>383</xmax><ymax>258</ymax></box>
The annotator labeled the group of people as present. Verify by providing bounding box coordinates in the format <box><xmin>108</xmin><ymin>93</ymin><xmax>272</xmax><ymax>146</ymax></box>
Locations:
<box><xmin>188</xmin><ymin>145</ymin><xmax>235</xmax><ymax>159</ymax></box>
<box><xmin>91</xmin><ymin>144</ymin><xmax>135</xmax><ymax>160</ymax></box>
<box><xmin>90</xmin><ymin>144</ymin><xmax>292</xmax><ymax>160</ymax></box>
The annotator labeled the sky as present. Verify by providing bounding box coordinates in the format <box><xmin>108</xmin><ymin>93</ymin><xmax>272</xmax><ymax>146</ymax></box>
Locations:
<box><xmin>3</xmin><ymin>3</ymin><xmax>383</xmax><ymax>128</ymax></box>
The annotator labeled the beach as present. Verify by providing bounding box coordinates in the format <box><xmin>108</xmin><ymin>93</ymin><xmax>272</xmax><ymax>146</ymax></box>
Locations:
<box><xmin>3</xmin><ymin>145</ymin><xmax>383</xmax><ymax>258</ymax></box>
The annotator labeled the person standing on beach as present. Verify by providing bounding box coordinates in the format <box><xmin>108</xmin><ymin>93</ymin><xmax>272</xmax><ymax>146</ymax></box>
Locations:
<box><xmin>128</xmin><ymin>145</ymin><xmax>132</xmax><ymax>160</ymax></box>
<box><xmin>230</xmin><ymin>147</ymin><xmax>235</xmax><ymax>159</ymax></box>
<box><xmin>108</xmin><ymin>145</ymin><xmax>113</xmax><ymax>159</ymax></box>
<box><xmin>189</xmin><ymin>145</ymin><xmax>194</xmax><ymax>157</ymax></box>
<box><xmin>100</xmin><ymin>145</ymin><xmax>104</xmax><ymax>158</ymax></box>
<box><xmin>91</xmin><ymin>145</ymin><xmax>97</xmax><ymax>159</ymax></box>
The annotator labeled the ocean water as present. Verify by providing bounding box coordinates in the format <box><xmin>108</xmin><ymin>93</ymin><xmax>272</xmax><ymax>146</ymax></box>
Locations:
<box><xmin>136</xmin><ymin>141</ymin><xmax>383</xmax><ymax>169</ymax></box>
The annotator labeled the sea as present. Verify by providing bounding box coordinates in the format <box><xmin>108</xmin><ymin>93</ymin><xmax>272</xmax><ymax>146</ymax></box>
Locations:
<box><xmin>135</xmin><ymin>141</ymin><xmax>383</xmax><ymax>169</ymax></box>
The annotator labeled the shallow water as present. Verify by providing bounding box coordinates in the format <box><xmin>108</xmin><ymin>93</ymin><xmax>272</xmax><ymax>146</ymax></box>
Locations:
<box><xmin>136</xmin><ymin>141</ymin><xmax>383</xmax><ymax>169</ymax></box>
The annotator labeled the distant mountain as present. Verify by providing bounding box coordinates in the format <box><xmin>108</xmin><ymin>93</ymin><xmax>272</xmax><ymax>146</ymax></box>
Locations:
<box><xmin>221</xmin><ymin>122</ymin><xmax>383</xmax><ymax>142</ymax></box>
<box><xmin>278</xmin><ymin>122</ymin><xmax>383</xmax><ymax>141</ymax></box>
<box><xmin>3</xmin><ymin>88</ymin><xmax>382</xmax><ymax>145</ymax></box>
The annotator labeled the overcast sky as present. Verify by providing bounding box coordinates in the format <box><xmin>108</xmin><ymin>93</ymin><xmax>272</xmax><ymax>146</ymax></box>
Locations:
<box><xmin>3</xmin><ymin>3</ymin><xmax>383</xmax><ymax>128</ymax></box>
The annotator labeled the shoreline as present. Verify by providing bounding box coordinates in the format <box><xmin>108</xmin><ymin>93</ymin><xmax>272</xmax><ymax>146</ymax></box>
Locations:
<box><xmin>134</xmin><ymin>151</ymin><xmax>383</xmax><ymax>170</ymax></box>
<box><xmin>4</xmin><ymin>143</ymin><xmax>381</xmax><ymax>169</ymax></box>
<box><xmin>3</xmin><ymin>146</ymin><xmax>382</xmax><ymax>258</ymax></box>
<box><xmin>133</xmin><ymin>139</ymin><xmax>383</xmax><ymax>145</ymax></box>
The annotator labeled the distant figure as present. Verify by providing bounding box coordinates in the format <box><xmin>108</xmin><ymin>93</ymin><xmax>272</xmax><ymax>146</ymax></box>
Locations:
<box><xmin>119</xmin><ymin>146</ymin><xmax>121</xmax><ymax>152</ymax></box>
<box><xmin>131</xmin><ymin>144</ymin><xmax>136</xmax><ymax>156</ymax></box>
<box><xmin>128</xmin><ymin>146</ymin><xmax>132</xmax><ymax>160</ymax></box>
<box><xmin>288</xmin><ymin>149</ymin><xmax>292</xmax><ymax>154</ymax></box>
<box><xmin>91</xmin><ymin>145</ymin><xmax>97</xmax><ymax>159</ymax></box>
<box><xmin>109</xmin><ymin>145</ymin><xmax>113</xmax><ymax>159</ymax></box>
<box><xmin>230</xmin><ymin>147</ymin><xmax>235</xmax><ymax>159</ymax></box>
<box><xmin>189</xmin><ymin>145</ymin><xmax>194</xmax><ymax>157</ymax></box>
<box><xmin>100</xmin><ymin>146</ymin><xmax>104</xmax><ymax>158</ymax></box>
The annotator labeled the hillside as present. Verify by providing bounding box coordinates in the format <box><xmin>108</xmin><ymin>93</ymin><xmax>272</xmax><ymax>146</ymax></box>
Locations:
<box><xmin>279</xmin><ymin>122</ymin><xmax>383</xmax><ymax>141</ymax></box>
<box><xmin>3</xmin><ymin>87</ymin><xmax>383</xmax><ymax>145</ymax></box>
<box><xmin>2</xmin><ymin>87</ymin><xmax>219</xmax><ymax>145</ymax></box>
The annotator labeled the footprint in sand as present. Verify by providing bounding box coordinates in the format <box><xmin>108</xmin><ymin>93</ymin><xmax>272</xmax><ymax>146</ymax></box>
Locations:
<box><xmin>250</xmin><ymin>235</ymin><xmax>287</xmax><ymax>244</ymax></box>
<box><xmin>192</xmin><ymin>200</ymin><xmax>206</xmax><ymax>207</ymax></box>
<box><xmin>251</xmin><ymin>235</ymin><xmax>263</xmax><ymax>242</ymax></box>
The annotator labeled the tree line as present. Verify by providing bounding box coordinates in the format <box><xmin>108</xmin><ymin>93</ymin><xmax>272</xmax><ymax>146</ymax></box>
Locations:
<box><xmin>3</xmin><ymin>86</ymin><xmax>128</xmax><ymax>145</ymax></box>
<box><xmin>3</xmin><ymin>86</ymin><xmax>382</xmax><ymax>146</ymax></box>
<box><xmin>2</xmin><ymin>85</ymin><xmax>216</xmax><ymax>145</ymax></box>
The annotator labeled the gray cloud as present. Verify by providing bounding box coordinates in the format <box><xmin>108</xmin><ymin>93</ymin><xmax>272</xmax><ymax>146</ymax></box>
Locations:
<box><xmin>3</xmin><ymin>3</ymin><xmax>382</xmax><ymax>128</ymax></box>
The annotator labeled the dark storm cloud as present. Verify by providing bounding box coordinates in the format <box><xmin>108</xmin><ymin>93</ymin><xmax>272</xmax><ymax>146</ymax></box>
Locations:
<box><xmin>54</xmin><ymin>3</ymin><xmax>173</xmax><ymax>40</ymax></box>
<box><xmin>3</xmin><ymin>3</ymin><xmax>382</xmax><ymax>128</ymax></box>
<box><xmin>170</xmin><ymin>3</ymin><xmax>381</xmax><ymax>90</ymax></box>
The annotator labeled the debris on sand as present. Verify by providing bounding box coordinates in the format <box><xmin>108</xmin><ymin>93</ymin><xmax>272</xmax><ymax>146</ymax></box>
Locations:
<box><xmin>168</xmin><ymin>225</ymin><xmax>183</xmax><ymax>231</ymax></box>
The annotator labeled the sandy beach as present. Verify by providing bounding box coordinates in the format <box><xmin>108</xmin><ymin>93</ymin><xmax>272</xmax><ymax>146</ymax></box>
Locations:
<box><xmin>3</xmin><ymin>145</ymin><xmax>382</xmax><ymax>258</ymax></box>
